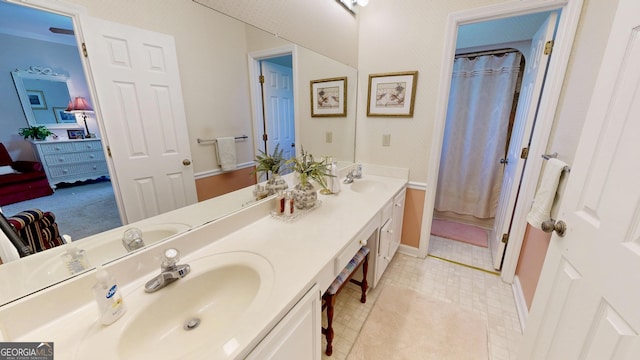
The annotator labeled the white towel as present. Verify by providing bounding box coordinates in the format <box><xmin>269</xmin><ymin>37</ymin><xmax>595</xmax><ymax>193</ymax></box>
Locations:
<box><xmin>526</xmin><ymin>158</ymin><xmax>568</xmax><ymax>229</ymax></box>
<box><xmin>215</xmin><ymin>137</ymin><xmax>237</xmax><ymax>172</ymax></box>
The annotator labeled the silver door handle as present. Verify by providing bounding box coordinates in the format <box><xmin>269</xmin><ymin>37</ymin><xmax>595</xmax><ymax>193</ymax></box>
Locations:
<box><xmin>541</xmin><ymin>219</ymin><xmax>567</xmax><ymax>237</ymax></box>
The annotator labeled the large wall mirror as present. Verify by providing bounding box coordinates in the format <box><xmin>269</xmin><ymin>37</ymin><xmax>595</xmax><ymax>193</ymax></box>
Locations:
<box><xmin>0</xmin><ymin>0</ymin><xmax>357</xmax><ymax>305</ymax></box>
<box><xmin>11</xmin><ymin>67</ymin><xmax>75</xmax><ymax>128</ymax></box>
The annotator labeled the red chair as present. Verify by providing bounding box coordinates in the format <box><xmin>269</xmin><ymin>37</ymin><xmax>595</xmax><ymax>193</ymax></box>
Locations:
<box><xmin>0</xmin><ymin>143</ymin><xmax>53</xmax><ymax>206</ymax></box>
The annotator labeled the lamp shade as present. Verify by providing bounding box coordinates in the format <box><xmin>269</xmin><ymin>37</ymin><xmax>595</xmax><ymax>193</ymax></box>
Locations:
<box><xmin>65</xmin><ymin>96</ymin><xmax>93</xmax><ymax>112</ymax></box>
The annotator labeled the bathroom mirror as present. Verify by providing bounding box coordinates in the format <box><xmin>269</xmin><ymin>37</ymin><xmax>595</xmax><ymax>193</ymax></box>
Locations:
<box><xmin>11</xmin><ymin>67</ymin><xmax>75</xmax><ymax>128</ymax></box>
<box><xmin>0</xmin><ymin>0</ymin><xmax>357</xmax><ymax>305</ymax></box>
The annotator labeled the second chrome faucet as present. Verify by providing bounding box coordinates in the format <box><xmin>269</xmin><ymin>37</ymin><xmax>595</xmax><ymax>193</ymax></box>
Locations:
<box><xmin>145</xmin><ymin>248</ymin><xmax>191</xmax><ymax>293</ymax></box>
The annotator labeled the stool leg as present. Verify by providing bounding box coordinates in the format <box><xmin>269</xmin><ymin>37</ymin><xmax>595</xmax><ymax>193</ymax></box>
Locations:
<box><xmin>360</xmin><ymin>254</ymin><xmax>369</xmax><ymax>303</ymax></box>
<box><xmin>325</xmin><ymin>294</ymin><xmax>335</xmax><ymax>356</ymax></box>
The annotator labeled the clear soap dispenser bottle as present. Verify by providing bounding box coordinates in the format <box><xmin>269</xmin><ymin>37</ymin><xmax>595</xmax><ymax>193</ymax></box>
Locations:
<box><xmin>92</xmin><ymin>267</ymin><xmax>126</xmax><ymax>325</ymax></box>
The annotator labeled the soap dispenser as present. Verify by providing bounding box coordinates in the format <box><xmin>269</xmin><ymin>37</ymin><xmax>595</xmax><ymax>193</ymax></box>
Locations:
<box><xmin>92</xmin><ymin>267</ymin><xmax>126</xmax><ymax>325</ymax></box>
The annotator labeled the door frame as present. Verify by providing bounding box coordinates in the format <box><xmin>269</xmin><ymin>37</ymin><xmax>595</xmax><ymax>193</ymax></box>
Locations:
<box><xmin>419</xmin><ymin>0</ymin><xmax>584</xmax><ymax>283</ymax></box>
<box><xmin>247</xmin><ymin>45</ymin><xmax>299</xmax><ymax>166</ymax></box>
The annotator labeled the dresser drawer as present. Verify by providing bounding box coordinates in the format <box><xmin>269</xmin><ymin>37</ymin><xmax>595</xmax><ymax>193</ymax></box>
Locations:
<box><xmin>47</xmin><ymin>161</ymin><xmax>109</xmax><ymax>180</ymax></box>
<box><xmin>37</xmin><ymin>142</ymin><xmax>76</xmax><ymax>154</ymax></box>
<box><xmin>44</xmin><ymin>151</ymin><xmax>105</xmax><ymax>166</ymax></box>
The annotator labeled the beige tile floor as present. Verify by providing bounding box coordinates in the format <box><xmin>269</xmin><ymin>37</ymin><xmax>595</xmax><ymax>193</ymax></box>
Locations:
<box><xmin>321</xmin><ymin>240</ymin><xmax>522</xmax><ymax>360</ymax></box>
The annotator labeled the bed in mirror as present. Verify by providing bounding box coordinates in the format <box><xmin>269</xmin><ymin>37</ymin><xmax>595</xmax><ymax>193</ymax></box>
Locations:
<box><xmin>0</xmin><ymin>0</ymin><xmax>357</xmax><ymax>305</ymax></box>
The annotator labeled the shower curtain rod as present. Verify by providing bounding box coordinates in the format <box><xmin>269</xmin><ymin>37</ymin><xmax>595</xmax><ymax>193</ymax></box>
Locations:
<box><xmin>455</xmin><ymin>48</ymin><xmax>519</xmax><ymax>59</ymax></box>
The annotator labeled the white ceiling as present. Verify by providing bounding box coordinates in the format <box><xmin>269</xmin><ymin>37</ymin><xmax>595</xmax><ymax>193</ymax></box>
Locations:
<box><xmin>0</xmin><ymin>1</ymin><xmax>76</xmax><ymax>46</ymax></box>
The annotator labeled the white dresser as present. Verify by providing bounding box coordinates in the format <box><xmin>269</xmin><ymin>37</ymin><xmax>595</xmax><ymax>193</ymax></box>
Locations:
<box><xmin>32</xmin><ymin>139</ymin><xmax>109</xmax><ymax>188</ymax></box>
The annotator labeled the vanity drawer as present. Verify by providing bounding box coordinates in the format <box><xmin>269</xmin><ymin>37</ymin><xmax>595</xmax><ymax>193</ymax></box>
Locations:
<box><xmin>334</xmin><ymin>214</ymin><xmax>380</xmax><ymax>276</ymax></box>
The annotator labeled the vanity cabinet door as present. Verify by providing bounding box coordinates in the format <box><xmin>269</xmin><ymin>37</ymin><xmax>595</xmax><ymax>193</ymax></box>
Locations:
<box><xmin>390</xmin><ymin>188</ymin><xmax>406</xmax><ymax>257</ymax></box>
<box><xmin>375</xmin><ymin>217</ymin><xmax>393</xmax><ymax>284</ymax></box>
<box><xmin>247</xmin><ymin>284</ymin><xmax>321</xmax><ymax>360</ymax></box>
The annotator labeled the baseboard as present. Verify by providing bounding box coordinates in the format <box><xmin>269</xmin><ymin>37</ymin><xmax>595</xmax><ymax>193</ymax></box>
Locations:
<box><xmin>512</xmin><ymin>275</ymin><xmax>528</xmax><ymax>332</ymax></box>
<box><xmin>398</xmin><ymin>244</ymin><xmax>420</xmax><ymax>258</ymax></box>
<box><xmin>194</xmin><ymin>161</ymin><xmax>255</xmax><ymax>180</ymax></box>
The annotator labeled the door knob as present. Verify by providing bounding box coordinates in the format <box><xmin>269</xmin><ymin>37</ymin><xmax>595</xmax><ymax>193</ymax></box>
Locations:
<box><xmin>291</xmin><ymin>143</ymin><xmax>295</xmax><ymax>148</ymax></box>
<box><xmin>182</xmin><ymin>159</ymin><xmax>192</xmax><ymax>166</ymax></box>
<box><xmin>541</xmin><ymin>219</ymin><xmax>567</xmax><ymax>237</ymax></box>
<box><xmin>500</xmin><ymin>158</ymin><xmax>509</xmax><ymax>164</ymax></box>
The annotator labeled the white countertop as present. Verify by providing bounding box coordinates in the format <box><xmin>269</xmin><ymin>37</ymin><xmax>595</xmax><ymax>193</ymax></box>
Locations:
<box><xmin>0</xmin><ymin>166</ymin><xmax>408</xmax><ymax>359</ymax></box>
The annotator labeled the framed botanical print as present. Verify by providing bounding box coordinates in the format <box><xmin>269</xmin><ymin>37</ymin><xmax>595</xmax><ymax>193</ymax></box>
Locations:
<box><xmin>367</xmin><ymin>71</ymin><xmax>418</xmax><ymax>117</ymax></box>
<box><xmin>310</xmin><ymin>77</ymin><xmax>347</xmax><ymax>117</ymax></box>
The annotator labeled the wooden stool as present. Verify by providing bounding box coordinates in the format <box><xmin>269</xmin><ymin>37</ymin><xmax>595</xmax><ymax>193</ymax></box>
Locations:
<box><xmin>322</xmin><ymin>246</ymin><xmax>369</xmax><ymax>356</ymax></box>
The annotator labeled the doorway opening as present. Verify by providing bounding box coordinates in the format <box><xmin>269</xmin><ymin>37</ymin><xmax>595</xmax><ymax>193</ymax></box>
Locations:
<box><xmin>248</xmin><ymin>47</ymin><xmax>296</xmax><ymax>181</ymax></box>
<box><xmin>0</xmin><ymin>1</ymin><xmax>121</xmax><ymax>240</ymax></box>
<box><xmin>426</xmin><ymin>7</ymin><xmax>564</xmax><ymax>274</ymax></box>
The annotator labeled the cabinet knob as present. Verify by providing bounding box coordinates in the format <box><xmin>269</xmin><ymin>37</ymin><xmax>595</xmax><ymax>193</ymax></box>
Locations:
<box><xmin>359</xmin><ymin>239</ymin><xmax>367</xmax><ymax>246</ymax></box>
<box><xmin>58</xmin><ymin>158</ymin><xmax>64</xmax><ymax>162</ymax></box>
<box><xmin>90</xmin><ymin>154</ymin><xmax>95</xmax><ymax>158</ymax></box>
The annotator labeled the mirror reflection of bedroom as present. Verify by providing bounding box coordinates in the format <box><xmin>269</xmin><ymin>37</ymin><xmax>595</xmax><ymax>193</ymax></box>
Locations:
<box><xmin>0</xmin><ymin>2</ymin><xmax>121</xmax><ymax>243</ymax></box>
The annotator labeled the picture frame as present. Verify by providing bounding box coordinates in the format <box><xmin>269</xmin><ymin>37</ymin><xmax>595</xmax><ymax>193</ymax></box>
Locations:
<box><xmin>67</xmin><ymin>129</ymin><xmax>85</xmax><ymax>140</ymax></box>
<box><xmin>367</xmin><ymin>71</ymin><xmax>418</xmax><ymax>117</ymax></box>
<box><xmin>26</xmin><ymin>90</ymin><xmax>47</xmax><ymax>110</ymax></box>
<box><xmin>310</xmin><ymin>77</ymin><xmax>347</xmax><ymax>117</ymax></box>
<box><xmin>53</xmin><ymin>107</ymin><xmax>77</xmax><ymax>124</ymax></box>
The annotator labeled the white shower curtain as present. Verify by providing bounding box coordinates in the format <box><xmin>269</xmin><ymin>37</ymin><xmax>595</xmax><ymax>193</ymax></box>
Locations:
<box><xmin>435</xmin><ymin>52</ymin><xmax>522</xmax><ymax>219</ymax></box>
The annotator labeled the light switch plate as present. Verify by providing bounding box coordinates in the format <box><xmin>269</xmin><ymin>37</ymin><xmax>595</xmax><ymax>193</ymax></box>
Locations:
<box><xmin>326</xmin><ymin>131</ymin><xmax>333</xmax><ymax>143</ymax></box>
<box><xmin>382</xmin><ymin>134</ymin><xmax>391</xmax><ymax>147</ymax></box>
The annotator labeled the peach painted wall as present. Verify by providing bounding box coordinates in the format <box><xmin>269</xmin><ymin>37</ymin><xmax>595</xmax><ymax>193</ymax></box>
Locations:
<box><xmin>401</xmin><ymin>187</ymin><xmax>426</xmax><ymax>248</ymax></box>
<box><xmin>195</xmin><ymin>167</ymin><xmax>256</xmax><ymax>202</ymax></box>
<box><xmin>515</xmin><ymin>224</ymin><xmax>552</xmax><ymax>309</ymax></box>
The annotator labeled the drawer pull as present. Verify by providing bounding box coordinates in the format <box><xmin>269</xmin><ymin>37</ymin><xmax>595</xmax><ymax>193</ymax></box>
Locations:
<box><xmin>58</xmin><ymin>158</ymin><xmax>64</xmax><ymax>162</ymax></box>
<box><xmin>90</xmin><ymin>154</ymin><xmax>95</xmax><ymax>158</ymax></box>
<box><xmin>62</xmin><ymin>169</ymin><xmax>68</xmax><ymax>174</ymax></box>
<box><xmin>359</xmin><ymin>239</ymin><xmax>367</xmax><ymax>246</ymax></box>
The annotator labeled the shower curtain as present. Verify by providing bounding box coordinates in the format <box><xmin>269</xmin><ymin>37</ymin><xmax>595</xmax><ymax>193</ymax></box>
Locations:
<box><xmin>435</xmin><ymin>52</ymin><xmax>522</xmax><ymax>219</ymax></box>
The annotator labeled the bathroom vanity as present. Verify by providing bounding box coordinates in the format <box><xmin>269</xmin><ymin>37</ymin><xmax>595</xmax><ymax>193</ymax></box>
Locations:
<box><xmin>0</xmin><ymin>164</ymin><xmax>407</xmax><ymax>359</ymax></box>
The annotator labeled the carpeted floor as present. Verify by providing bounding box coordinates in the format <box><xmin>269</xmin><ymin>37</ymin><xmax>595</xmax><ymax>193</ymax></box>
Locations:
<box><xmin>1</xmin><ymin>180</ymin><xmax>121</xmax><ymax>241</ymax></box>
<box><xmin>348</xmin><ymin>284</ymin><xmax>488</xmax><ymax>360</ymax></box>
<box><xmin>431</xmin><ymin>218</ymin><xmax>489</xmax><ymax>248</ymax></box>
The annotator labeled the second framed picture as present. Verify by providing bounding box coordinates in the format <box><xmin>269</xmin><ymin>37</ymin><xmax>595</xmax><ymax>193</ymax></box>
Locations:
<box><xmin>310</xmin><ymin>77</ymin><xmax>347</xmax><ymax>117</ymax></box>
<box><xmin>367</xmin><ymin>71</ymin><xmax>418</xmax><ymax>117</ymax></box>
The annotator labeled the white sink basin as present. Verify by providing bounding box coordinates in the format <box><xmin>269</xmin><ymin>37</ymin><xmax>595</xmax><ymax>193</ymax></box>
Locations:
<box><xmin>349</xmin><ymin>179</ymin><xmax>386</xmax><ymax>193</ymax></box>
<box><xmin>76</xmin><ymin>251</ymin><xmax>274</xmax><ymax>359</ymax></box>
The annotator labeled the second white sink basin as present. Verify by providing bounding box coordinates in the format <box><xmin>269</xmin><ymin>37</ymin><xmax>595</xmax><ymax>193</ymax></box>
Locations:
<box><xmin>76</xmin><ymin>251</ymin><xmax>274</xmax><ymax>359</ymax></box>
<box><xmin>349</xmin><ymin>179</ymin><xmax>386</xmax><ymax>193</ymax></box>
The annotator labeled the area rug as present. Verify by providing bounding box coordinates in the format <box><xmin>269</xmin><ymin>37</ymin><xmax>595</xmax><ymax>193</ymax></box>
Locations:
<box><xmin>430</xmin><ymin>218</ymin><xmax>488</xmax><ymax>248</ymax></box>
<box><xmin>348</xmin><ymin>285</ymin><xmax>488</xmax><ymax>360</ymax></box>
<box><xmin>1</xmin><ymin>180</ymin><xmax>121</xmax><ymax>240</ymax></box>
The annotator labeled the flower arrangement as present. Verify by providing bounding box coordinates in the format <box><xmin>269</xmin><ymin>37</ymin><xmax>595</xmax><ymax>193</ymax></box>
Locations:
<box><xmin>286</xmin><ymin>148</ymin><xmax>332</xmax><ymax>190</ymax></box>
<box><xmin>18</xmin><ymin>125</ymin><xmax>54</xmax><ymax>140</ymax></box>
<box><xmin>254</xmin><ymin>143</ymin><xmax>286</xmax><ymax>175</ymax></box>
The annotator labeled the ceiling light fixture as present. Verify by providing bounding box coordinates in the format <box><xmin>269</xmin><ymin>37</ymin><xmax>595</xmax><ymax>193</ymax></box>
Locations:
<box><xmin>336</xmin><ymin>0</ymin><xmax>369</xmax><ymax>14</ymax></box>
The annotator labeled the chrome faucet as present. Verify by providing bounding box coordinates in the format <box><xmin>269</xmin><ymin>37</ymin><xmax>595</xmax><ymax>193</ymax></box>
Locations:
<box><xmin>344</xmin><ymin>169</ymin><xmax>355</xmax><ymax>184</ymax></box>
<box><xmin>144</xmin><ymin>248</ymin><xmax>191</xmax><ymax>293</ymax></box>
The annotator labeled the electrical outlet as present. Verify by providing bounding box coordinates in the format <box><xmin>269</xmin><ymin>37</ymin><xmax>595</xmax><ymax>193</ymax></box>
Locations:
<box><xmin>382</xmin><ymin>134</ymin><xmax>391</xmax><ymax>147</ymax></box>
<box><xmin>326</xmin><ymin>131</ymin><xmax>333</xmax><ymax>143</ymax></box>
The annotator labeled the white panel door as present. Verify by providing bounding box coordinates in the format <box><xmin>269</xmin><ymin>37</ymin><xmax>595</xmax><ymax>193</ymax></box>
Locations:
<box><xmin>80</xmin><ymin>16</ymin><xmax>197</xmax><ymax>223</ymax></box>
<box><xmin>491</xmin><ymin>12</ymin><xmax>557</xmax><ymax>270</ymax></box>
<box><xmin>520</xmin><ymin>0</ymin><xmax>640</xmax><ymax>357</ymax></box>
<box><xmin>261</xmin><ymin>60</ymin><xmax>295</xmax><ymax>165</ymax></box>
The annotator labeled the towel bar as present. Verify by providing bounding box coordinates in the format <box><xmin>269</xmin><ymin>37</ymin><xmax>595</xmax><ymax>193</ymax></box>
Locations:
<box><xmin>197</xmin><ymin>135</ymin><xmax>248</xmax><ymax>144</ymax></box>
<box><xmin>541</xmin><ymin>153</ymin><xmax>571</xmax><ymax>172</ymax></box>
